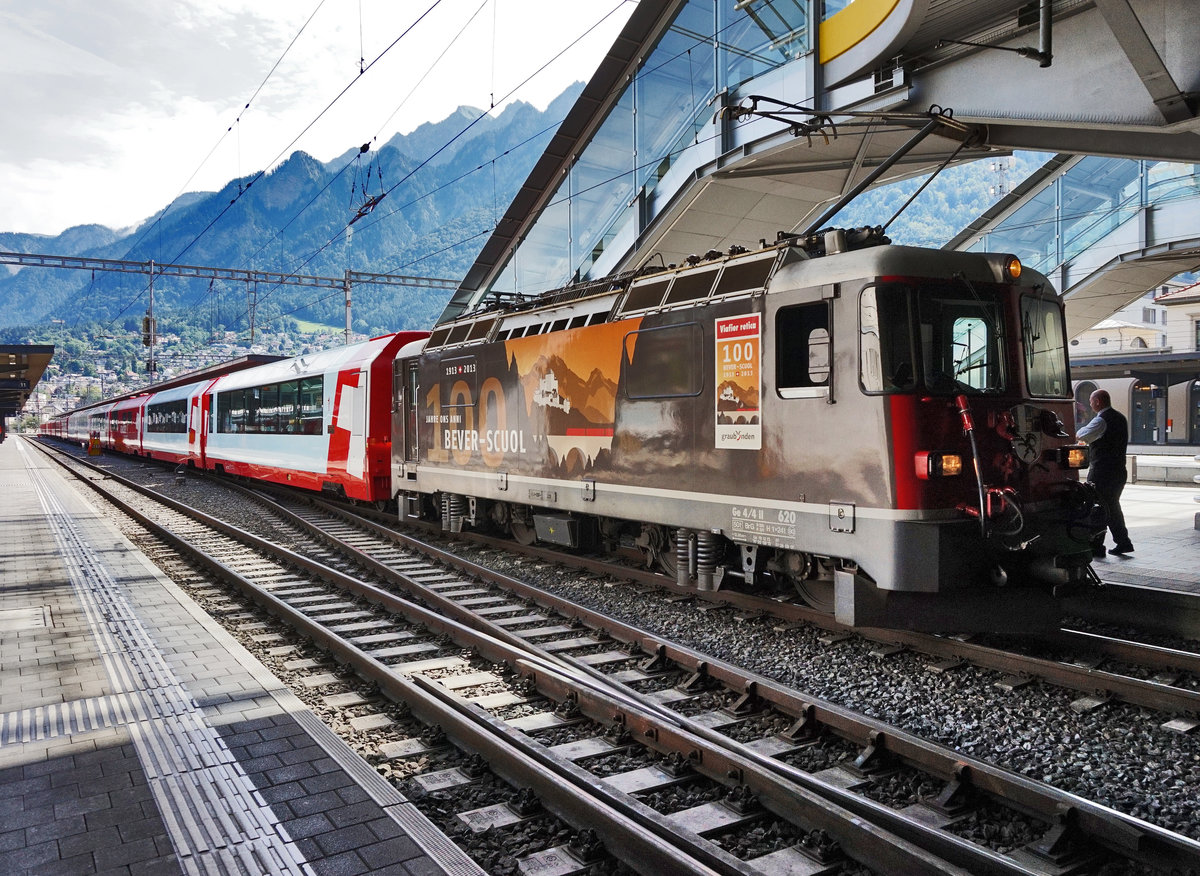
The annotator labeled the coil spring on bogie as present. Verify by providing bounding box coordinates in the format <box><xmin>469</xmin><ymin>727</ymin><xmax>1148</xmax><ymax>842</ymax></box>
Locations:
<box><xmin>676</xmin><ymin>529</ymin><xmax>693</xmax><ymax>587</ymax></box>
<box><xmin>696</xmin><ymin>530</ymin><xmax>718</xmax><ymax>591</ymax></box>
<box><xmin>441</xmin><ymin>493</ymin><xmax>468</xmax><ymax>532</ymax></box>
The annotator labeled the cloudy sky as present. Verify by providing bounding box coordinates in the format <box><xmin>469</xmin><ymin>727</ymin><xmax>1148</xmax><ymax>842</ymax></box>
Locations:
<box><xmin>0</xmin><ymin>0</ymin><xmax>635</xmax><ymax>236</ymax></box>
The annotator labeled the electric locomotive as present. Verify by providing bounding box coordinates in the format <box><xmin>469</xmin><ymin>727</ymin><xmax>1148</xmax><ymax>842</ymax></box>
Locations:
<box><xmin>392</xmin><ymin>227</ymin><xmax>1100</xmax><ymax>631</ymax></box>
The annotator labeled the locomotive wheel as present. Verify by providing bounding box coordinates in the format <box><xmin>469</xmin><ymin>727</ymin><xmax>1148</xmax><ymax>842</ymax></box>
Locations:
<box><xmin>783</xmin><ymin>554</ymin><xmax>836</xmax><ymax>614</ymax></box>
<box><xmin>638</xmin><ymin>525</ymin><xmax>677</xmax><ymax>577</ymax></box>
<box><xmin>505</xmin><ymin>505</ymin><xmax>537</xmax><ymax>546</ymax></box>
<box><xmin>510</xmin><ymin>518</ymin><xmax>537</xmax><ymax>546</ymax></box>
<box><xmin>793</xmin><ymin>578</ymin><xmax>835</xmax><ymax>614</ymax></box>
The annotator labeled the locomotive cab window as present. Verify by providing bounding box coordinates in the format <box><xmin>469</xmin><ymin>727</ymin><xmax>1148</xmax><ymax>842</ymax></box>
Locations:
<box><xmin>859</xmin><ymin>282</ymin><xmax>1006</xmax><ymax>396</ymax></box>
<box><xmin>1021</xmin><ymin>294</ymin><xmax>1070</xmax><ymax>398</ymax></box>
<box><xmin>920</xmin><ymin>288</ymin><xmax>1005</xmax><ymax>394</ymax></box>
<box><xmin>776</xmin><ymin>302</ymin><xmax>830</xmax><ymax>398</ymax></box>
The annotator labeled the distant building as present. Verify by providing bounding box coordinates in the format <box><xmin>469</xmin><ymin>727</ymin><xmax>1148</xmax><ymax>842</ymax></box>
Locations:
<box><xmin>1069</xmin><ymin>281</ymin><xmax>1200</xmax><ymax>445</ymax></box>
<box><xmin>1069</xmin><ymin>291</ymin><xmax>1166</xmax><ymax>356</ymax></box>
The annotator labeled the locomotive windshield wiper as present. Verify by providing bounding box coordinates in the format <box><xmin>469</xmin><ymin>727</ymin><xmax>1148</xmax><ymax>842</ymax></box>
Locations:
<box><xmin>952</xmin><ymin>272</ymin><xmax>1002</xmax><ymax>336</ymax></box>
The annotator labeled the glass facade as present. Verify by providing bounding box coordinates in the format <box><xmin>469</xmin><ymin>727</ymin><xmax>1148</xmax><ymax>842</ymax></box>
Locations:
<box><xmin>493</xmin><ymin>0</ymin><xmax>812</xmax><ymax>297</ymax></box>
<box><xmin>968</xmin><ymin>158</ymin><xmax>1200</xmax><ymax>276</ymax></box>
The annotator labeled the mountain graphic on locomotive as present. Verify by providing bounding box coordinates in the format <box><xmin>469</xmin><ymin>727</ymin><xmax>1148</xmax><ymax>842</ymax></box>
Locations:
<box><xmin>43</xmin><ymin>227</ymin><xmax>1104</xmax><ymax>632</ymax></box>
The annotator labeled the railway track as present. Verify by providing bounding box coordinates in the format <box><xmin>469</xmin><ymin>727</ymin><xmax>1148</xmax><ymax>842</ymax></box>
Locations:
<box><xmin>33</xmin><ymin>438</ymin><xmax>1200</xmax><ymax>875</ymax></box>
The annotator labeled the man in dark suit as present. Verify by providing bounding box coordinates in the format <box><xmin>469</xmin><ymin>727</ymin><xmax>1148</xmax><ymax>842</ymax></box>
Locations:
<box><xmin>1076</xmin><ymin>389</ymin><xmax>1133</xmax><ymax>556</ymax></box>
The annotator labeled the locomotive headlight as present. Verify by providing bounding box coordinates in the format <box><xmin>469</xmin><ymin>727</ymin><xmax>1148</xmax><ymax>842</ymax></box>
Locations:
<box><xmin>915</xmin><ymin>451</ymin><xmax>963</xmax><ymax>479</ymax></box>
<box><xmin>1057</xmin><ymin>445</ymin><xmax>1088</xmax><ymax>468</ymax></box>
<box><xmin>984</xmin><ymin>253</ymin><xmax>1023</xmax><ymax>283</ymax></box>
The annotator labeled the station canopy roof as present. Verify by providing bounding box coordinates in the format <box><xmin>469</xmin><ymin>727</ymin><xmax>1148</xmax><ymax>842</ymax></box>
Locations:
<box><xmin>0</xmin><ymin>345</ymin><xmax>54</xmax><ymax>420</ymax></box>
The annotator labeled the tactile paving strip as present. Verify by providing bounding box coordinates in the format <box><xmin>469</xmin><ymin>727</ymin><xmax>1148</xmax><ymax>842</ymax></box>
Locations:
<box><xmin>21</xmin><ymin>442</ymin><xmax>314</xmax><ymax>876</ymax></box>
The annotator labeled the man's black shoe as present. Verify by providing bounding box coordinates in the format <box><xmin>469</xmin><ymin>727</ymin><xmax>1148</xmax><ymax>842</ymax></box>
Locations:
<box><xmin>1092</xmin><ymin>545</ymin><xmax>1107</xmax><ymax>558</ymax></box>
<box><xmin>1110</xmin><ymin>542</ymin><xmax>1134</xmax><ymax>555</ymax></box>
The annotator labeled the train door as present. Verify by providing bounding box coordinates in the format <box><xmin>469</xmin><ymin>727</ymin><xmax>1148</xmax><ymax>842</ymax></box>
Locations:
<box><xmin>396</xmin><ymin>359</ymin><xmax>419</xmax><ymax>463</ymax></box>
<box><xmin>392</xmin><ymin>358</ymin><xmax>420</xmax><ymax>516</ymax></box>
<box><xmin>347</xmin><ymin>369</ymin><xmax>368</xmax><ymax>480</ymax></box>
<box><xmin>197</xmin><ymin>391</ymin><xmax>215</xmax><ymax>468</ymax></box>
<box><xmin>188</xmin><ymin>392</ymin><xmax>204</xmax><ymax>466</ymax></box>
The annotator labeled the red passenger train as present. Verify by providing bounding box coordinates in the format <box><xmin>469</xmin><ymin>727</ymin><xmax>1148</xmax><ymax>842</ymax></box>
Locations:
<box><xmin>43</xmin><ymin>230</ymin><xmax>1103</xmax><ymax>631</ymax></box>
<box><xmin>43</xmin><ymin>333</ymin><xmax>426</xmax><ymax>503</ymax></box>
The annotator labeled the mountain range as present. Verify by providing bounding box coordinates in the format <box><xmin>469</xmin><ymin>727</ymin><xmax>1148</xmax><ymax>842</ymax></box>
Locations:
<box><xmin>0</xmin><ymin>85</ymin><xmax>584</xmax><ymax>341</ymax></box>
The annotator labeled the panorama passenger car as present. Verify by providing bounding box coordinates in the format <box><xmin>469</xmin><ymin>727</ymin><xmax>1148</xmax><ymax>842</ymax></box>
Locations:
<box><xmin>392</xmin><ymin>229</ymin><xmax>1100</xmax><ymax>631</ymax></box>
<box><xmin>204</xmin><ymin>331</ymin><xmax>425</xmax><ymax>501</ymax></box>
<box><xmin>41</xmin><ymin>332</ymin><xmax>426</xmax><ymax>506</ymax></box>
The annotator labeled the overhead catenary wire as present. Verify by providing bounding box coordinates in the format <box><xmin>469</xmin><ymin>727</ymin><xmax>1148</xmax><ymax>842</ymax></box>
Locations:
<box><xmin>119</xmin><ymin>0</ymin><xmax>331</xmax><ymax>263</ymax></box>
<box><xmin>228</xmin><ymin>0</ymin><xmax>633</xmax><ymax>325</ymax></box>
<box><xmin>239</xmin><ymin>1</ymin><xmax>850</xmax><ymax>329</ymax></box>
<box><xmin>224</xmin><ymin>0</ymin><xmax>491</xmax><ymax>291</ymax></box>
<box><xmin>167</xmin><ymin>0</ymin><xmax>447</xmax><ymax>268</ymax></box>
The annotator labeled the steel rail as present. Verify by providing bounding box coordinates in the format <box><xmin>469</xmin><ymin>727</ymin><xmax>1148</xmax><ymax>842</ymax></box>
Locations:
<box><xmin>231</xmin><ymin>484</ymin><xmax>1200</xmax><ymax>873</ymax></box>
<box><xmin>31</xmin><ymin>441</ymin><xmax>734</xmax><ymax>876</ymax></box>
<box><xmin>36</xmin><ymin>441</ymin><xmax>971</xmax><ymax>876</ymax></box>
<box><xmin>298</xmin><ymin>487</ymin><xmax>1200</xmax><ymax>718</ymax></box>
<box><xmin>41</xmin><ymin>443</ymin><xmax>1200</xmax><ymax>872</ymax></box>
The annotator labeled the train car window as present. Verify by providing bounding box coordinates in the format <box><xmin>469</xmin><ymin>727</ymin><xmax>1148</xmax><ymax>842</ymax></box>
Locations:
<box><xmin>859</xmin><ymin>285</ymin><xmax>916</xmax><ymax>393</ymax></box>
<box><xmin>1021</xmin><ymin>295</ymin><xmax>1070</xmax><ymax>398</ymax></box>
<box><xmin>467</xmin><ymin>317</ymin><xmax>497</xmax><ymax>341</ymax></box>
<box><xmin>404</xmin><ymin>362</ymin><xmax>419</xmax><ymax>462</ymax></box>
<box><xmin>259</xmin><ymin>384</ymin><xmax>279</xmax><ymax>433</ymax></box>
<box><xmin>247</xmin><ymin>387</ymin><xmax>262</xmax><ymax>432</ymax></box>
<box><xmin>300</xmin><ymin>377</ymin><xmax>323</xmax><ymax>434</ymax></box>
<box><xmin>217</xmin><ymin>380</ymin><xmax>315</xmax><ymax>434</ymax></box>
<box><xmin>622</xmin><ymin>277</ymin><xmax>671</xmax><ymax>312</ymax></box>
<box><xmin>392</xmin><ymin>362</ymin><xmax>404</xmax><ymax>414</ymax></box>
<box><xmin>622</xmin><ymin>323</ymin><xmax>703</xmax><ymax>398</ymax></box>
<box><xmin>427</xmin><ymin>326</ymin><xmax>451</xmax><ymax>348</ymax></box>
<box><xmin>146</xmin><ymin>399</ymin><xmax>187</xmax><ymax>433</ymax></box>
<box><xmin>279</xmin><ymin>381</ymin><xmax>299</xmax><ymax>432</ymax></box>
<box><xmin>776</xmin><ymin>302</ymin><xmax>831</xmax><ymax>398</ymax></box>
<box><xmin>446</xmin><ymin>323</ymin><xmax>471</xmax><ymax>345</ymax></box>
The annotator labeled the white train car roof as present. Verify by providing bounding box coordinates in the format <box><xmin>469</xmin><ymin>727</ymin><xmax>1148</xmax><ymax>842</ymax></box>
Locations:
<box><xmin>111</xmin><ymin>393</ymin><xmax>150</xmax><ymax>411</ymax></box>
<box><xmin>397</xmin><ymin>337</ymin><xmax>428</xmax><ymax>358</ymax></box>
<box><xmin>145</xmin><ymin>381</ymin><xmax>207</xmax><ymax>405</ymax></box>
<box><xmin>210</xmin><ymin>334</ymin><xmax>401</xmax><ymax>393</ymax></box>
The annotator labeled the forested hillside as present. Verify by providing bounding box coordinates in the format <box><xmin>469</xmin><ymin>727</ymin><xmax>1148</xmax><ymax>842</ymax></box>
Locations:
<box><xmin>0</xmin><ymin>87</ymin><xmax>582</xmax><ymax>341</ymax></box>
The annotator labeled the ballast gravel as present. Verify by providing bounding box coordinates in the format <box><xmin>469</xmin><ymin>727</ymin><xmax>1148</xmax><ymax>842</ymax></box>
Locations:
<box><xmin>81</xmin><ymin>452</ymin><xmax>1200</xmax><ymax>850</ymax></box>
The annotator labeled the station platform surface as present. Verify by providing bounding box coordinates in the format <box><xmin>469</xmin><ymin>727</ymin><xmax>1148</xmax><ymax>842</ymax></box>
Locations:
<box><xmin>1088</xmin><ymin>478</ymin><xmax>1200</xmax><ymax>594</ymax></box>
<box><xmin>0</xmin><ymin>437</ymin><xmax>481</xmax><ymax>875</ymax></box>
